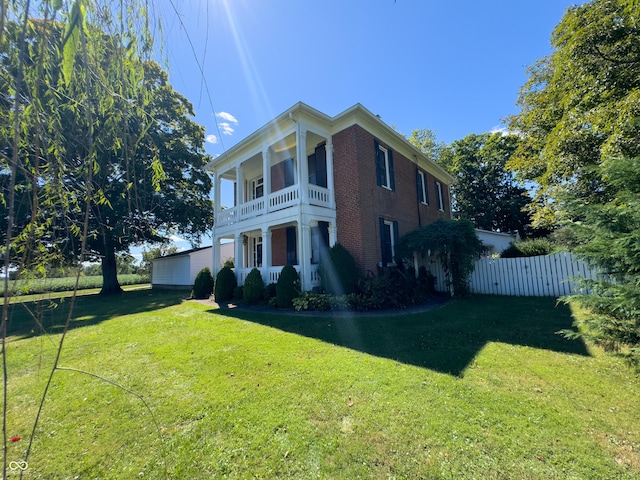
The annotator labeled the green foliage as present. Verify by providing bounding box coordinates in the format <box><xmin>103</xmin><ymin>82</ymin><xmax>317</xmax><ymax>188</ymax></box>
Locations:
<box><xmin>233</xmin><ymin>285</ymin><xmax>244</xmax><ymax>300</ymax></box>
<box><xmin>0</xmin><ymin>18</ymin><xmax>212</xmax><ymax>295</ymax></box>
<box><xmin>264</xmin><ymin>283</ymin><xmax>277</xmax><ymax>302</ymax></box>
<box><xmin>439</xmin><ymin>133</ymin><xmax>532</xmax><ymax>236</ymax></box>
<box><xmin>396</xmin><ymin>219</ymin><xmax>485</xmax><ymax>297</ymax></box>
<box><xmin>192</xmin><ymin>267</ymin><xmax>214</xmax><ymax>299</ymax></box>
<box><xmin>214</xmin><ymin>266</ymin><xmax>236</xmax><ymax>302</ymax></box>
<box><xmin>500</xmin><ymin>238</ymin><xmax>556</xmax><ymax>258</ymax></box>
<box><xmin>243</xmin><ymin>268</ymin><xmax>265</xmax><ymax>305</ymax></box>
<box><xmin>4</xmin><ymin>274</ymin><xmax>148</xmax><ymax>296</ymax></box>
<box><xmin>292</xmin><ymin>292</ymin><xmax>331</xmax><ymax>312</ymax></box>
<box><xmin>507</xmin><ymin>0</ymin><xmax>640</xmax><ymax>228</ymax></box>
<box><xmin>275</xmin><ymin>265</ymin><xmax>300</xmax><ymax>308</ymax></box>
<box><xmin>318</xmin><ymin>243</ymin><xmax>360</xmax><ymax>295</ymax></box>
<box><xmin>407</xmin><ymin>128</ymin><xmax>446</xmax><ymax>163</ymax></box>
<box><xmin>560</xmin><ymin>156</ymin><xmax>640</xmax><ymax>369</ymax></box>
<box><xmin>223</xmin><ymin>258</ymin><xmax>235</xmax><ymax>268</ymax></box>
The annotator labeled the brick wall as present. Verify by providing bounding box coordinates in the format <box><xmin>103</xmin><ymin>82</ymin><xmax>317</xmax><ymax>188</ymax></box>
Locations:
<box><xmin>271</xmin><ymin>227</ymin><xmax>287</xmax><ymax>266</ymax></box>
<box><xmin>332</xmin><ymin>124</ymin><xmax>451</xmax><ymax>274</ymax></box>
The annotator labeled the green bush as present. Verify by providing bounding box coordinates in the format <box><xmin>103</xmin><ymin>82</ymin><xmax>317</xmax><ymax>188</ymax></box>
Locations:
<box><xmin>192</xmin><ymin>267</ymin><xmax>214</xmax><ymax>299</ymax></box>
<box><xmin>276</xmin><ymin>265</ymin><xmax>300</xmax><ymax>308</ymax></box>
<box><xmin>243</xmin><ymin>268</ymin><xmax>265</xmax><ymax>305</ymax></box>
<box><xmin>264</xmin><ymin>283</ymin><xmax>277</xmax><ymax>301</ymax></box>
<box><xmin>501</xmin><ymin>238</ymin><xmax>555</xmax><ymax>258</ymax></box>
<box><xmin>214</xmin><ymin>266</ymin><xmax>237</xmax><ymax>302</ymax></box>
<box><xmin>318</xmin><ymin>243</ymin><xmax>360</xmax><ymax>295</ymax></box>
<box><xmin>233</xmin><ymin>285</ymin><xmax>243</xmax><ymax>300</ymax></box>
<box><xmin>292</xmin><ymin>292</ymin><xmax>331</xmax><ymax>311</ymax></box>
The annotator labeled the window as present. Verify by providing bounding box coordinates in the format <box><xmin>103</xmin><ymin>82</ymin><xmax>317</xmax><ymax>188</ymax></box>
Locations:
<box><xmin>252</xmin><ymin>236</ymin><xmax>263</xmax><ymax>267</ymax></box>
<box><xmin>417</xmin><ymin>170</ymin><xmax>428</xmax><ymax>204</ymax></box>
<box><xmin>379</xmin><ymin>218</ymin><xmax>399</xmax><ymax>267</ymax></box>
<box><xmin>435</xmin><ymin>180</ymin><xmax>444</xmax><ymax>211</ymax></box>
<box><xmin>311</xmin><ymin>221</ymin><xmax>330</xmax><ymax>264</ymax></box>
<box><xmin>375</xmin><ymin>140</ymin><xmax>395</xmax><ymax>190</ymax></box>
<box><xmin>283</xmin><ymin>158</ymin><xmax>295</xmax><ymax>188</ymax></box>
<box><xmin>308</xmin><ymin>145</ymin><xmax>327</xmax><ymax>188</ymax></box>
<box><xmin>252</xmin><ymin>177</ymin><xmax>264</xmax><ymax>199</ymax></box>
<box><xmin>286</xmin><ymin>226</ymin><xmax>298</xmax><ymax>265</ymax></box>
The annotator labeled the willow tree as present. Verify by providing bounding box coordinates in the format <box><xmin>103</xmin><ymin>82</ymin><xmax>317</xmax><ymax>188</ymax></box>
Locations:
<box><xmin>1</xmin><ymin>4</ymin><xmax>211</xmax><ymax>295</ymax></box>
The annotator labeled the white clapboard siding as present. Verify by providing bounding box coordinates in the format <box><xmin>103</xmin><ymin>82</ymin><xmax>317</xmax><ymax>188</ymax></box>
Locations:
<box><xmin>428</xmin><ymin>253</ymin><xmax>598</xmax><ymax>297</ymax></box>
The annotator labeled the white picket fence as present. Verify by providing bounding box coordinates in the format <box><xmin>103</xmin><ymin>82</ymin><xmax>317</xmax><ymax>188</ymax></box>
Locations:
<box><xmin>428</xmin><ymin>252</ymin><xmax>598</xmax><ymax>297</ymax></box>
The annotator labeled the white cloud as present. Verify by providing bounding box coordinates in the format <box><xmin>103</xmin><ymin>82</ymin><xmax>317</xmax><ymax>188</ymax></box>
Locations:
<box><xmin>219</xmin><ymin>122</ymin><xmax>235</xmax><ymax>135</ymax></box>
<box><xmin>216</xmin><ymin>111</ymin><xmax>238</xmax><ymax>124</ymax></box>
<box><xmin>206</xmin><ymin>134</ymin><xmax>218</xmax><ymax>144</ymax></box>
<box><xmin>490</xmin><ymin>125</ymin><xmax>510</xmax><ymax>136</ymax></box>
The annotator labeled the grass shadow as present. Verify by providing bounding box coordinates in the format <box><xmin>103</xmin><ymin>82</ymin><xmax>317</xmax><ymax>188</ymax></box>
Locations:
<box><xmin>212</xmin><ymin>295</ymin><xmax>590</xmax><ymax>377</ymax></box>
<box><xmin>5</xmin><ymin>289</ymin><xmax>186</xmax><ymax>340</ymax></box>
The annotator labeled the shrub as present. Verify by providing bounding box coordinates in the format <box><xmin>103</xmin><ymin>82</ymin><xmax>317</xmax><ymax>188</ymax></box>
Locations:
<box><xmin>276</xmin><ymin>265</ymin><xmax>300</xmax><ymax>308</ymax></box>
<box><xmin>192</xmin><ymin>267</ymin><xmax>214</xmax><ymax>299</ymax></box>
<box><xmin>243</xmin><ymin>268</ymin><xmax>265</xmax><ymax>305</ymax></box>
<box><xmin>214</xmin><ymin>266</ymin><xmax>236</xmax><ymax>302</ymax></box>
<box><xmin>318</xmin><ymin>243</ymin><xmax>360</xmax><ymax>295</ymax></box>
<box><xmin>233</xmin><ymin>285</ymin><xmax>243</xmax><ymax>300</ymax></box>
<box><xmin>292</xmin><ymin>292</ymin><xmax>331</xmax><ymax>312</ymax></box>
<box><xmin>501</xmin><ymin>238</ymin><xmax>555</xmax><ymax>258</ymax></box>
<box><xmin>264</xmin><ymin>283</ymin><xmax>277</xmax><ymax>302</ymax></box>
<box><xmin>417</xmin><ymin>266</ymin><xmax>436</xmax><ymax>296</ymax></box>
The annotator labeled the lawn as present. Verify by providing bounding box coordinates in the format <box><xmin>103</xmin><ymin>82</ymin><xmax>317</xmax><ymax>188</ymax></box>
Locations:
<box><xmin>3</xmin><ymin>291</ymin><xmax>639</xmax><ymax>479</ymax></box>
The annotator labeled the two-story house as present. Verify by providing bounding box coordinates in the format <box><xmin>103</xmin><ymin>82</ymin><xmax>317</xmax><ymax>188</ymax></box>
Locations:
<box><xmin>205</xmin><ymin>102</ymin><xmax>453</xmax><ymax>291</ymax></box>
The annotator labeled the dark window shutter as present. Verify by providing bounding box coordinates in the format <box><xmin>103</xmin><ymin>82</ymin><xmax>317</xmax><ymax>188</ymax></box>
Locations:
<box><xmin>374</xmin><ymin>140</ymin><xmax>383</xmax><ymax>187</ymax></box>
<box><xmin>392</xmin><ymin>221</ymin><xmax>399</xmax><ymax>262</ymax></box>
<box><xmin>424</xmin><ymin>174</ymin><xmax>429</xmax><ymax>205</ymax></box>
<box><xmin>316</xmin><ymin>145</ymin><xmax>327</xmax><ymax>188</ymax></box>
<box><xmin>380</xmin><ymin>217</ymin><xmax>392</xmax><ymax>266</ymax></box>
<box><xmin>308</xmin><ymin>152</ymin><xmax>317</xmax><ymax>185</ymax></box>
<box><xmin>286</xmin><ymin>226</ymin><xmax>298</xmax><ymax>265</ymax></box>
<box><xmin>388</xmin><ymin>149</ymin><xmax>395</xmax><ymax>191</ymax></box>
<box><xmin>416</xmin><ymin>170</ymin><xmax>423</xmax><ymax>203</ymax></box>
<box><xmin>284</xmin><ymin>158</ymin><xmax>295</xmax><ymax>187</ymax></box>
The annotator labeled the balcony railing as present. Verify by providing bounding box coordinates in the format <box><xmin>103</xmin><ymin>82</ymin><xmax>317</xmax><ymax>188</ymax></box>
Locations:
<box><xmin>235</xmin><ymin>265</ymin><xmax>320</xmax><ymax>288</ymax></box>
<box><xmin>215</xmin><ymin>184</ymin><xmax>332</xmax><ymax>228</ymax></box>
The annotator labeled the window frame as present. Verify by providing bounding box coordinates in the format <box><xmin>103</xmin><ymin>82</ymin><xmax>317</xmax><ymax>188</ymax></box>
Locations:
<box><xmin>417</xmin><ymin>170</ymin><xmax>428</xmax><ymax>205</ymax></box>
<box><xmin>435</xmin><ymin>180</ymin><xmax>444</xmax><ymax>211</ymax></box>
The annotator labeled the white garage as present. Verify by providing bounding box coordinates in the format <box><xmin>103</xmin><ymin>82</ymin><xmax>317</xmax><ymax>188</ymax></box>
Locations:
<box><xmin>151</xmin><ymin>246</ymin><xmax>212</xmax><ymax>289</ymax></box>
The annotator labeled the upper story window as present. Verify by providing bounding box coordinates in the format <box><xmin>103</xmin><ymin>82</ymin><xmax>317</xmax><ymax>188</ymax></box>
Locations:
<box><xmin>375</xmin><ymin>140</ymin><xmax>395</xmax><ymax>191</ymax></box>
<box><xmin>417</xmin><ymin>170</ymin><xmax>428</xmax><ymax>205</ymax></box>
<box><xmin>252</xmin><ymin>177</ymin><xmax>264</xmax><ymax>200</ymax></box>
<box><xmin>435</xmin><ymin>180</ymin><xmax>444</xmax><ymax>211</ymax></box>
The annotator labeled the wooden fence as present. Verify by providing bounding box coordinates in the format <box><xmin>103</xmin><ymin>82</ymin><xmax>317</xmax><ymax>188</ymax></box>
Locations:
<box><xmin>429</xmin><ymin>252</ymin><xmax>598</xmax><ymax>297</ymax></box>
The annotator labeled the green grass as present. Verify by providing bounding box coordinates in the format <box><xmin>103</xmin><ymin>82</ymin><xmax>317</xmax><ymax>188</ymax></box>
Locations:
<box><xmin>4</xmin><ymin>292</ymin><xmax>639</xmax><ymax>479</ymax></box>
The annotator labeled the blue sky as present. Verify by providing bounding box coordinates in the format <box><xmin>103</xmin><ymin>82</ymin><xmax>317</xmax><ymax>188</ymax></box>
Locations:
<box><xmin>140</xmin><ymin>0</ymin><xmax>584</xmax><ymax>256</ymax></box>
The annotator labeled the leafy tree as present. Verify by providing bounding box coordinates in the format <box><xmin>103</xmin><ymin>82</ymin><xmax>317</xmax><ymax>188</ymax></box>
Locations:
<box><xmin>507</xmin><ymin>0</ymin><xmax>640</xmax><ymax>228</ymax></box>
<box><xmin>1</xmin><ymin>19</ymin><xmax>212</xmax><ymax>294</ymax></box>
<box><xmin>439</xmin><ymin>133</ymin><xmax>532</xmax><ymax>236</ymax></box>
<box><xmin>407</xmin><ymin>128</ymin><xmax>446</xmax><ymax>163</ymax></box>
<box><xmin>560</xmin><ymin>156</ymin><xmax>640</xmax><ymax>369</ymax></box>
<box><xmin>396</xmin><ymin>219</ymin><xmax>485</xmax><ymax>297</ymax></box>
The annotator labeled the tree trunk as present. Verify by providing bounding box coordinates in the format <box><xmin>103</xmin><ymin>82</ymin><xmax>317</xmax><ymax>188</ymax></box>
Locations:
<box><xmin>100</xmin><ymin>242</ymin><xmax>123</xmax><ymax>295</ymax></box>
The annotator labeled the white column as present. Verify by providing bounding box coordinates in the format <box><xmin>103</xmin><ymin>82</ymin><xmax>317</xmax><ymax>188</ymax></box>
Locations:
<box><xmin>297</xmin><ymin>127</ymin><xmax>308</xmax><ymax>204</ymax></box>
<box><xmin>262</xmin><ymin>227</ymin><xmax>272</xmax><ymax>284</ymax></box>
<box><xmin>300</xmin><ymin>223</ymin><xmax>311</xmax><ymax>291</ymax></box>
<box><xmin>262</xmin><ymin>148</ymin><xmax>271</xmax><ymax>212</ymax></box>
<box><xmin>326</xmin><ymin>141</ymin><xmax>335</xmax><ymax>208</ymax></box>
<box><xmin>328</xmin><ymin>224</ymin><xmax>337</xmax><ymax>247</ymax></box>
<box><xmin>235</xmin><ymin>233</ymin><xmax>244</xmax><ymax>270</ymax></box>
<box><xmin>235</xmin><ymin>164</ymin><xmax>244</xmax><ymax>206</ymax></box>
<box><xmin>212</xmin><ymin>236</ymin><xmax>221</xmax><ymax>276</ymax></box>
<box><xmin>213</xmin><ymin>171</ymin><xmax>221</xmax><ymax>225</ymax></box>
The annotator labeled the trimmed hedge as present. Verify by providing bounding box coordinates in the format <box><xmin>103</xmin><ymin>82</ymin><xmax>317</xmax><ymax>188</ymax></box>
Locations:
<box><xmin>214</xmin><ymin>266</ymin><xmax>237</xmax><ymax>302</ymax></box>
<box><xmin>243</xmin><ymin>268</ymin><xmax>265</xmax><ymax>305</ymax></box>
<box><xmin>192</xmin><ymin>267</ymin><xmax>214</xmax><ymax>299</ymax></box>
<box><xmin>276</xmin><ymin>265</ymin><xmax>300</xmax><ymax>308</ymax></box>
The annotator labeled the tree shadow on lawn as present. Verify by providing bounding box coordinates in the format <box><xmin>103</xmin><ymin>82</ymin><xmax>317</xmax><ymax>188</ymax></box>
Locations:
<box><xmin>5</xmin><ymin>289</ymin><xmax>186</xmax><ymax>340</ymax></box>
<box><xmin>212</xmin><ymin>295</ymin><xmax>590</xmax><ymax>377</ymax></box>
